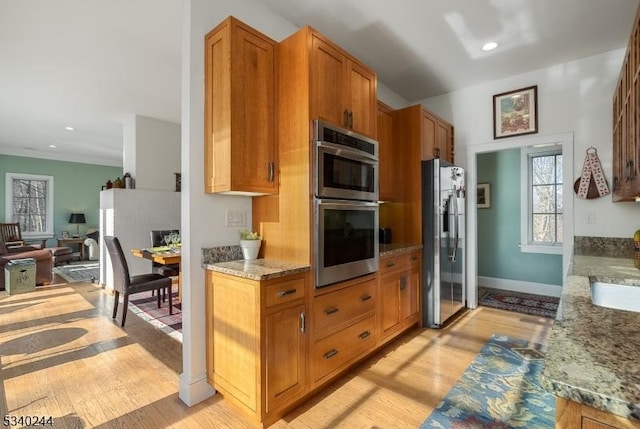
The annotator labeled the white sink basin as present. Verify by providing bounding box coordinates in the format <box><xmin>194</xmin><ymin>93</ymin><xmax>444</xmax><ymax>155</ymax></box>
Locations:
<box><xmin>590</xmin><ymin>281</ymin><xmax>640</xmax><ymax>313</ymax></box>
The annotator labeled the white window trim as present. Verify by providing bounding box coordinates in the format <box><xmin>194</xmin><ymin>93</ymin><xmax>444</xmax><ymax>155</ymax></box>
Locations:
<box><xmin>5</xmin><ymin>172</ymin><xmax>55</xmax><ymax>239</ymax></box>
<box><xmin>520</xmin><ymin>144</ymin><xmax>563</xmax><ymax>255</ymax></box>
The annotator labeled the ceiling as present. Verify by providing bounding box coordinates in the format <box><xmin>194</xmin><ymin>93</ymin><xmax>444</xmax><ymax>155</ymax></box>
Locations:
<box><xmin>0</xmin><ymin>0</ymin><xmax>637</xmax><ymax>167</ymax></box>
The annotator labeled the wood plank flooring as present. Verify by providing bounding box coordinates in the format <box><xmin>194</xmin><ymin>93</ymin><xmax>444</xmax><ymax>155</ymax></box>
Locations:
<box><xmin>0</xmin><ymin>282</ymin><xmax>553</xmax><ymax>428</ymax></box>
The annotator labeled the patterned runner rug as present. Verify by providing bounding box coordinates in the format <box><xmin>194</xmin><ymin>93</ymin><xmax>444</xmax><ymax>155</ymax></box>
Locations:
<box><xmin>128</xmin><ymin>290</ymin><xmax>182</xmax><ymax>343</ymax></box>
<box><xmin>420</xmin><ymin>334</ymin><xmax>555</xmax><ymax>428</ymax></box>
<box><xmin>52</xmin><ymin>262</ymin><xmax>99</xmax><ymax>283</ymax></box>
<box><xmin>479</xmin><ymin>287</ymin><xmax>559</xmax><ymax>319</ymax></box>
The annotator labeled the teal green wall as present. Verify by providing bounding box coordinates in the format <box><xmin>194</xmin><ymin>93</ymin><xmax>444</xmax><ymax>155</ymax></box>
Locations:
<box><xmin>477</xmin><ymin>149</ymin><xmax>562</xmax><ymax>286</ymax></box>
<box><xmin>0</xmin><ymin>155</ymin><xmax>122</xmax><ymax>246</ymax></box>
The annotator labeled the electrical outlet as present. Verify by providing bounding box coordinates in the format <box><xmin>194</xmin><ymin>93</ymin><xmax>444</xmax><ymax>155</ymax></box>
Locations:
<box><xmin>586</xmin><ymin>213</ymin><xmax>596</xmax><ymax>224</ymax></box>
<box><xmin>226</xmin><ymin>209</ymin><xmax>246</xmax><ymax>227</ymax></box>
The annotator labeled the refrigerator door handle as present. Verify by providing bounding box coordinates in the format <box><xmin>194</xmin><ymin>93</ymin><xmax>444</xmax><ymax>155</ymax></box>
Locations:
<box><xmin>449</xmin><ymin>192</ymin><xmax>459</xmax><ymax>262</ymax></box>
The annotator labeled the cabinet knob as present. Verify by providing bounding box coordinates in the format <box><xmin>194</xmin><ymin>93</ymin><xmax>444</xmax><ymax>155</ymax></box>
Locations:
<box><xmin>348</xmin><ymin>111</ymin><xmax>353</xmax><ymax>129</ymax></box>
<box><xmin>400</xmin><ymin>276</ymin><xmax>407</xmax><ymax>291</ymax></box>
<box><xmin>385</xmin><ymin>261</ymin><xmax>395</xmax><ymax>268</ymax></box>
<box><xmin>343</xmin><ymin>109</ymin><xmax>350</xmax><ymax>128</ymax></box>
<box><xmin>434</xmin><ymin>147</ymin><xmax>441</xmax><ymax>158</ymax></box>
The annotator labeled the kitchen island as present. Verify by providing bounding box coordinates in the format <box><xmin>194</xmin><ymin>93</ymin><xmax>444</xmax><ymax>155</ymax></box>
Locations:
<box><xmin>541</xmin><ymin>255</ymin><xmax>640</xmax><ymax>428</ymax></box>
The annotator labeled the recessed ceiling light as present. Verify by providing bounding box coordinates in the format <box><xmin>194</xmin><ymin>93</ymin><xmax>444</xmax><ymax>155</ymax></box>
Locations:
<box><xmin>65</xmin><ymin>126</ymin><xmax>74</xmax><ymax>131</ymax></box>
<box><xmin>49</xmin><ymin>144</ymin><xmax>57</xmax><ymax>148</ymax></box>
<box><xmin>482</xmin><ymin>42</ymin><xmax>498</xmax><ymax>51</ymax></box>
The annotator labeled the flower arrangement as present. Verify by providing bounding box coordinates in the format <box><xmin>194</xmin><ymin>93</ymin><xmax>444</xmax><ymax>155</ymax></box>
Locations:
<box><xmin>239</xmin><ymin>230</ymin><xmax>261</xmax><ymax>240</ymax></box>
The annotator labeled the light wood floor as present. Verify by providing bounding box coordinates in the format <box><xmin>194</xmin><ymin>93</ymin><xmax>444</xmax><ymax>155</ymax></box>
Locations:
<box><xmin>0</xmin><ymin>281</ymin><xmax>553</xmax><ymax>428</ymax></box>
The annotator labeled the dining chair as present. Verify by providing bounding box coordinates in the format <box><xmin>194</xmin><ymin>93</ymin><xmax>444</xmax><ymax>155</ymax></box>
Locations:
<box><xmin>149</xmin><ymin>230</ymin><xmax>180</xmax><ymax>301</ymax></box>
<box><xmin>104</xmin><ymin>235</ymin><xmax>173</xmax><ymax>327</ymax></box>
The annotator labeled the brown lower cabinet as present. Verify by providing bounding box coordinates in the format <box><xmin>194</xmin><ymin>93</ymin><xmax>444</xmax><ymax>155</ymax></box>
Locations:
<box><xmin>556</xmin><ymin>396</ymin><xmax>640</xmax><ymax>429</ymax></box>
<box><xmin>205</xmin><ymin>270</ymin><xmax>309</xmax><ymax>427</ymax></box>
<box><xmin>205</xmin><ymin>249</ymin><xmax>422</xmax><ymax>427</ymax></box>
<box><xmin>379</xmin><ymin>250</ymin><xmax>421</xmax><ymax>344</ymax></box>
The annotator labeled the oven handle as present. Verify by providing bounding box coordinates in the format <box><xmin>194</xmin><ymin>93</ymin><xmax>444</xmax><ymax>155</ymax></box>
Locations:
<box><xmin>316</xmin><ymin>199</ymin><xmax>379</xmax><ymax>208</ymax></box>
<box><xmin>316</xmin><ymin>141</ymin><xmax>379</xmax><ymax>163</ymax></box>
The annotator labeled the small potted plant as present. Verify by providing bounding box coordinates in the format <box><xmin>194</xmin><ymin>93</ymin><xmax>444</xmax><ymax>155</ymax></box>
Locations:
<box><xmin>239</xmin><ymin>230</ymin><xmax>262</xmax><ymax>260</ymax></box>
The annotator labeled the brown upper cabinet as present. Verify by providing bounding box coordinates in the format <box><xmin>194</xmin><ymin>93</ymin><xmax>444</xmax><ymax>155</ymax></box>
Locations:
<box><xmin>612</xmin><ymin>5</ymin><xmax>640</xmax><ymax>201</ymax></box>
<box><xmin>391</xmin><ymin>104</ymin><xmax>455</xmax><ymax>164</ymax></box>
<box><xmin>311</xmin><ymin>33</ymin><xmax>377</xmax><ymax>138</ymax></box>
<box><xmin>204</xmin><ymin>17</ymin><xmax>278</xmax><ymax>195</ymax></box>
<box><xmin>377</xmin><ymin>101</ymin><xmax>395</xmax><ymax>201</ymax></box>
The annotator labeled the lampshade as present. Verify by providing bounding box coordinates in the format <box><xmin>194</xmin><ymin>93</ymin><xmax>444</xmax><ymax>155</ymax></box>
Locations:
<box><xmin>68</xmin><ymin>213</ymin><xmax>86</xmax><ymax>224</ymax></box>
<box><xmin>68</xmin><ymin>213</ymin><xmax>86</xmax><ymax>237</ymax></box>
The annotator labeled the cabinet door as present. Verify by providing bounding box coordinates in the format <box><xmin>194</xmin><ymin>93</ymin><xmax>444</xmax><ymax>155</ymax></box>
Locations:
<box><xmin>436</xmin><ymin>119</ymin><xmax>454</xmax><ymax>163</ymax></box>
<box><xmin>400</xmin><ymin>264</ymin><xmax>420</xmax><ymax>321</ymax></box>
<box><xmin>380</xmin><ymin>270</ymin><xmax>401</xmax><ymax>337</ymax></box>
<box><xmin>265</xmin><ymin>304</ymin><xmax>307</xmax><ymax>412</ymax></box>
<box><xmin>346</xmin><ymin>59</ymin><xmax>377</xmax><ymax>138</ymax></box>
<box><xmin>311</xmin><ymin>35</ymin><xmax>347</xmax><ymax>129</ymax></box>
<box><xmin>421</xmin><ymin>110</ymin><xmax>437</xmax><ymax>160</ymax></box>
<box><xmin>377</xmin><ymin>102</ymin><xmax>395</xmax><ymax>201</ymax></box>
<box><xmin>205</xmin><ymin>18</ymin><xmax>277</xmax><ymax>195</ymax></box>
<box><xmin>230</xmin><ymin>25</ymin><xmax>277</xmax><ymax>192</ymax></box>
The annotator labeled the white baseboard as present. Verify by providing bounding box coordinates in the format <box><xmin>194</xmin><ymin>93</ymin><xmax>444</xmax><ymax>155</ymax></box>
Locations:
<box><xmin>477</xmin><ymin>276</ymin><xmax>562</xmax><ymax>298</ymax></box>
<box><xmin>179</xmin><ymin>373</ymin><xmax>215</xmax><ymax>406</ymax></box>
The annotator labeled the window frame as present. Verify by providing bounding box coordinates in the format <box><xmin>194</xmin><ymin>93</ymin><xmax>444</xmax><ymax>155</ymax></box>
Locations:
<box><xmin>5</xmin><ymin>172</ymin><xmax>55</xmax><ymax>239</ymax></box>
<box><xmin>520</xmin><ymin>145</ymin><xmax>563</xmax><ymax>255</ymax></box>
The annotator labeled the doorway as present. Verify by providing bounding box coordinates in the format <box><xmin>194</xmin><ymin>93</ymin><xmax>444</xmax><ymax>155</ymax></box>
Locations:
<box><xmin>465</xmin><ymin>132</ymin><xmax>574</xmax><ymax>308</ymax></box>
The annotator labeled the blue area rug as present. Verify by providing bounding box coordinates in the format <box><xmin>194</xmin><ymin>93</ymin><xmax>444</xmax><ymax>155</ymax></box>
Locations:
<box><xmin>420</xmin><ymin>334</ymin><xmax>555</xmax><ymax>429</ymax></box>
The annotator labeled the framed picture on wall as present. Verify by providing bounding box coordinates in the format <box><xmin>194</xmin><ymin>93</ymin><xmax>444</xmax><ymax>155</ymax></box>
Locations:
<box><xmin>493</xmin><ymin>85</ymin><xmax>538</xmax><ymax>139</ymax></box>
<box><xmin>477</xmin><ymin>183</ymin><xmax>491</xmax><ymax>208</ymax></box>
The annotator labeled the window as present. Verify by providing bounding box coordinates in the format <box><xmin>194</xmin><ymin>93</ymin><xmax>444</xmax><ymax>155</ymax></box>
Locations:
<box><xmin>5</xmin><ymin>173</ymin><xmax>54</xmax><ymax>239</ymax></box>
<box><xmin>520</xmin><ymin>146</ymin><xmax>562</xmax><ymax>254</ymax></box>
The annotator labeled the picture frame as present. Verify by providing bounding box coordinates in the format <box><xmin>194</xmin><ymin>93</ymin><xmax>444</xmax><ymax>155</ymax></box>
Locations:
<box><xmin>61</xmin><ymin>231</ymin><xmax>69</xmax><ymax>239</ymax></box>
<box><xmin>493</xmin><ymin>85</ymin><xmax>538</xmax><ymax>139</ymax></box>
<box><xmin>477</xmin><ymin>183</ymin><xmax>491</xmax><ymax>208</ymax></box>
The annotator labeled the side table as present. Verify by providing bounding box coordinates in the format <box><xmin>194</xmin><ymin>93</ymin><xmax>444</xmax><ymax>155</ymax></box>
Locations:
<box><xmin>57</xmin><ymin>238</ymin><xmax>85</xmax><ymax>260</ymax></box>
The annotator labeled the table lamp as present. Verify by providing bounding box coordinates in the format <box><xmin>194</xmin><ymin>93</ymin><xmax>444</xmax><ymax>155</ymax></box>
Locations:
<box><xmin>68</xmin><ymin>213</ymin><xmax>86</xmax><ymax>237</ymax></box>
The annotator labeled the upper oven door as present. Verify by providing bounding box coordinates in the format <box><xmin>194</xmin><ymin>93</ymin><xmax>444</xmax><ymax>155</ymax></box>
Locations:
<box><xmin>315</xmin><ymin>141</ymin><xmax>379</xmax><ymax>201</ymax></box>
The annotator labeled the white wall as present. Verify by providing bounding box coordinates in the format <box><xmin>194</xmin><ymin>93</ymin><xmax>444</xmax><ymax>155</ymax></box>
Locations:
<box><xmin>180</xmin><ymin>0</ymin><xmax>299</xmax><ymax>406</ymax></box>
<box><xmin>422</xmin><ymin>48</ymin><xmax>640</xmax><ymax>238</ymax></box>
<box><xmin>123</xmin><ymin>114</ymin><xmax>181</xmax><ymax>191</ymax></box>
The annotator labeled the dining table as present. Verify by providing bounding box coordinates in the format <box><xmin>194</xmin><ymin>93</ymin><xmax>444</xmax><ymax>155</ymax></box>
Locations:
<box><xmin>131</xmin><ymin>246</ymin><xmax>182</xmax><ymax>302</ymax></box>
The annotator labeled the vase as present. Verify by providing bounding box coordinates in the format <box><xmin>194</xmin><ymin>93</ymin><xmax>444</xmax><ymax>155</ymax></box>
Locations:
<box><xmin>240</xmin><ymin>239</ymin><xmax>261</xmax><ymax>260</ymax></box>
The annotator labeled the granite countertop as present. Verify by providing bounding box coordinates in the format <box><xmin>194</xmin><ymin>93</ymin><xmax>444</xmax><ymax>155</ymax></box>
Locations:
<box><xmin>203</xmin><ymin>258</ymin><xmax>310</xmax><ymax>281</ymax></box>
<box><xmin>541</xmin><ymin>255</ymin><xmax>640</xmax><ymax>420</ymax></box>
<box><xmin>379</xmin><ymin>243</ymin><xmax>422</xmax><ymax>257</ymax></box>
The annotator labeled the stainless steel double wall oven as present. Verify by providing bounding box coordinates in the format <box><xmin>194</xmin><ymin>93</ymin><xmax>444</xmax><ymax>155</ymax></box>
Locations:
<box><xmin>313</xmin><ymin>120</ymin><xmax>379</xmax><ymax>288</ymax></box>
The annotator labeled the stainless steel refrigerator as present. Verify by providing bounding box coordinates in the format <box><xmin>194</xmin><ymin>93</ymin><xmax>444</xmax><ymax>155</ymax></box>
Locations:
<box><xmin>421</xmin><ymin>159</ymin><xmax>466</xmax><ymax>328</ymax></box>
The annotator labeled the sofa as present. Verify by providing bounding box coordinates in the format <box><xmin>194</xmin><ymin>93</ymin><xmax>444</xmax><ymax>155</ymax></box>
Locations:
<box><xmin>0</xmin><ymin>244</ymin><xmax>53</xmax><ymax>291</ymax></box>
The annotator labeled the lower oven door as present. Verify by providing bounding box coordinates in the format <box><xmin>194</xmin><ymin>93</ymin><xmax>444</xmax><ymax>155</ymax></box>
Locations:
<box><xmin>314</xmin><ymin>199</ymin><xmax>379</xmax><ymax>288</ymax></box>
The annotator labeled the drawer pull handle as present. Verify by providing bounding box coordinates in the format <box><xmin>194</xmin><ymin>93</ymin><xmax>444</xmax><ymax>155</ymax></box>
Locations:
<box><xmin>324</xmin><ymin>307</ymin><xmax>339</xmax><ymax>315</ymax></box>
<box><xmin>277</xmin><ymin>288</ymin><xmax>297</xmax><ymax>297</ymax></box>
<box><xmin>300</xmin><ymin>311</ymin><xmax>306</xmax><ymax>334</ymax></box>
<box><xmin>360</xmin><ymin>294</ymin><xmax>372</xmax><ymax>302</ymax></box>
<box><xmin>324</xmin><ymin>349</ymin><xmax>338</xmax><ymax>359</ymax></box>
<box><xmin>385</xmin><ymin>261</ymin><xmax>395</xmax><ymax>268</ymax></box>
<box><xmin>411</xmin><ymin>256</ymin><xmax>418</xmax><ymax>261</ymax></box>
<box><xmin>359</xmin><ymin>330</ymin><xmax>371</xmax><ymax>340</ymax></box>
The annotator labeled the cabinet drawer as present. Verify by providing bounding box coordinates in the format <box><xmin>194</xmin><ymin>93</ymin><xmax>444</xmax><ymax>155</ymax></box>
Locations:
<box><xmin>313</xmin><ymin>279</ymin><xmax>375</xmax><ymax>336</ymax></box>
<box><xmin>265</xmin><ymin>277</ymin><xmax>306</xmax><ymax>307</ymax></box>
<box><xmin>380</xmin><ymin>251</ymin><xmax>420</xmax><ymax>274</ymax></box>
<box><xmin>311</xmin><ymin>315</ymin><xmax>376</xmax><ymax>383</ymax></box>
